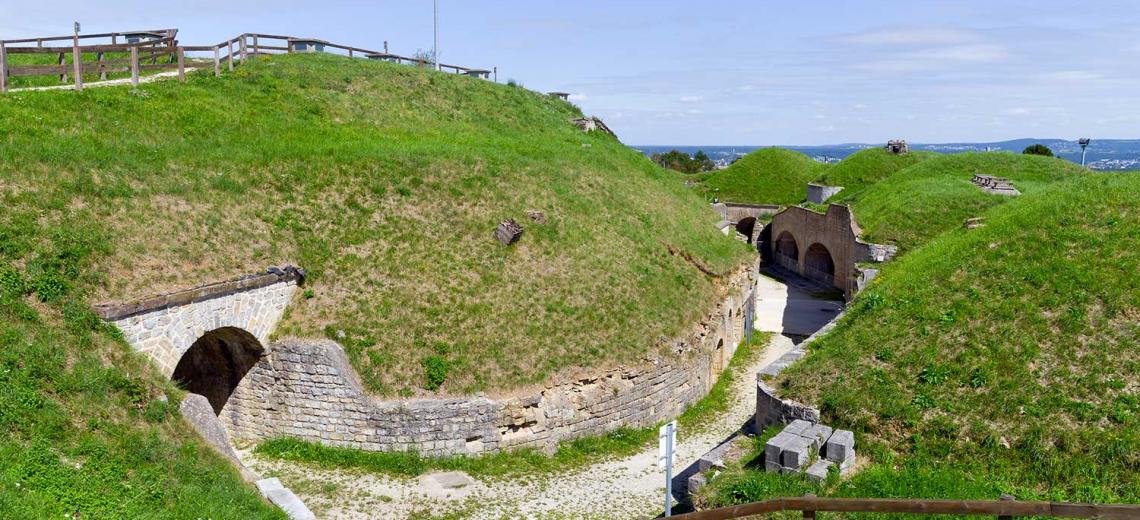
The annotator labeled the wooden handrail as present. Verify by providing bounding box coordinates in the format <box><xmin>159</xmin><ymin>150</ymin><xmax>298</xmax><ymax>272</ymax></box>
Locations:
<box><xmin>1</xmin><ymin>29</ymin><xmax>175</xmax><ymax>44</ymax></box>
<box><xmin>673</xmin><ymin>496</ymin><xmax>1140</xmax><ymax>520</ymax></box>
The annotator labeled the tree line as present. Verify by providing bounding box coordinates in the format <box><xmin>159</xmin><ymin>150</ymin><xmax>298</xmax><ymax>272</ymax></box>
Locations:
<box><xmin>650</xmin><ymin>149</ymin><xmax>717</xmax><ymax>173</ymax></box>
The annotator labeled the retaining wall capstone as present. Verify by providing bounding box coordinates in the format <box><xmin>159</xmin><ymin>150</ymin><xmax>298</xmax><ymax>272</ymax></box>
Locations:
<box><xmin>222</xmin><ymin>262</ymin><xmax>758</xmax><ymax>455</ymax></box>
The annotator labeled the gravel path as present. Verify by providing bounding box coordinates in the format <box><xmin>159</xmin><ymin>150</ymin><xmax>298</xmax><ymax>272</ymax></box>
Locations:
<box><xmin>8</xmin><ymin>68</ymin><xmax>199</xmax><ymax>92</ymax></box>
<box><xmin>240</xmin><ymin>275</ymin><xmax>820</xmax><ymax>519</ymax></box>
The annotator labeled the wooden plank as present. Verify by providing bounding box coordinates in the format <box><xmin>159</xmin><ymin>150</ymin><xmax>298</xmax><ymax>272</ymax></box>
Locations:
<box><xmin>214</xmin><ymin>46</ymin><xmax>220</xmax><ymax>76</ymax></box>
<box><xmin>1</xmin><ymin>29</ymin><xmax>174</xmax><ymax>45</ymax></box>
<box><xmin>7</xmin><ymin>65</ymin><xmax>72</xmax><ymax>76</ymax></box>
<box><xmin>227</xmin><ymin>41</ymin><xmax>233</xmax><ymax>71</ymax></box>
<box><xmin>672</xmin><ymin>498</ymin><xmax>1140</xmax><ymax>520</ymax></box>
<box><xmin>97</xmin><ymin>51</ymin><xmax>106</xmax><ymax>80</ymax></box>
<box><xmin>239</xmin><ymin>36</ymin><xmax>246</xmax><ymax>61</ymax></box>
<box><xmin>252</xmin><ymin>35</ymin><xmax>258</xmax><ymax>58</ymax></box>
<box><xmin>58</xmin><ymin>52</ymin><xmax>67</xmax><ymax>83</ymax></box>
<box><xmin>130</xmin><ymin>46</ymin><xmax>139</xmax><ymax>87</ymax></box>
<box><xmin>6</xmin><ymin>44</ymin><xmax>138</xmax><ymax>54</ymax></box>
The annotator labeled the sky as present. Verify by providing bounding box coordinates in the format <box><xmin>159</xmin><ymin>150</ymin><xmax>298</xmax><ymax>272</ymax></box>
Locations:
<box><xmin>2</xmin><ymin>0</ymin><xmax>1139</xmax><ymax>145</ymax></box>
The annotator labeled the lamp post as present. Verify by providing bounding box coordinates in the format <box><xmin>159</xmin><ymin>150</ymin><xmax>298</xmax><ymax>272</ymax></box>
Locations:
<box><xmin>1078</xmin><ymin>138</ymin><xmax>1090</xmax><ymax>167</ymax></box>
<box><xmin>433</xmin><ymin>0</ymin><xmax>439</xmax><ymax>71</ymax></box>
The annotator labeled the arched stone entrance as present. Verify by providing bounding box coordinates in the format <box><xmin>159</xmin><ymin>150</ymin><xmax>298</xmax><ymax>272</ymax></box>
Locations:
<box><xmin>735</xmin><ymin>217</ymin><xmax>757</xmax><ymax>243</ymax></box>
<box><xmin>774</xmin><ymin>231</ymin><xmax>799</xmax><ymax>271</ymax></box>
<box><xmin>804</xmin><ymin>243</ymin><xmax>835</xmax><ymax>285</ymax></box>
<box><xmin>171</xmin><ymin>327</ymin><xmax>264</xmax><ymax>415</ymax></box>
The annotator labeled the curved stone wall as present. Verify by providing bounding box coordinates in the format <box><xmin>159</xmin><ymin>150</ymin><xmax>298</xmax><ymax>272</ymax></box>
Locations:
<box><xmin>221</xmin><ymin>262</ymin><xmax>758</xmax><ymax>455</ymax></box>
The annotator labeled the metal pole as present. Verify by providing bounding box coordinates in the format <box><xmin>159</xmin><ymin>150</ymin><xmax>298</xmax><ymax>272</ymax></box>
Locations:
<box><xmin>1081</xmin><ymin>147</ymin><xmax>1088</xmax><ymax>167</ymax></box>
<box><xmin>433</xmin><ymin>0</ymin><xmax>439</xmax><ymax>71</ymax></box>
<box><xmin>664</xmin><ymin>421</ymin><xmax>674</xmax><ymax>517</ymax></box>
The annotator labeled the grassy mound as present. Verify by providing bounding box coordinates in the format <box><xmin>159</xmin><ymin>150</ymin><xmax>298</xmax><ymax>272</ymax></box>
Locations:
<box><xmin>0</xmin><ymin>224</ymin><xmax>279</xmax><ymax>516</ymax></box>
<box><xmin>702</xmin><ymin>173</ymin><xmax>1139</xmax><ymax>506</ymax></box>
<box><xmin>816</xmin><ymin>147</ymin><xmax>935</xmax><ymax>201</ymax></box>
<box><xmin>846</xmin><ymin>152</ymin><xmax>1087</xmax><ymax>251</ymax></box>
<box><xmin>0</xmin><ymin>53</ymin><xmax>750</xmax><ymax>397</ymax></box>
<box><xmin>701</xmin><ymin>148</ymin><xmax>827</xmax><ymax>204</ymax></box>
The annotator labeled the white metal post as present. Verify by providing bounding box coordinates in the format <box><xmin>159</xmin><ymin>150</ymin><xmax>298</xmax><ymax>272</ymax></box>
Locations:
<box><xmin>433</xmin><ymin>0</ymin><xmax>440</xmax><ymax>71</ymax></box>
<box><xmin>665</xmin><ymin>421</ymin><xmax>674</xmax><ymax>516</ymax></box>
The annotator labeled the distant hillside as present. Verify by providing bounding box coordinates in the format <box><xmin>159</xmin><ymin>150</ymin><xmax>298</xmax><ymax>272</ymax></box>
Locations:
<box><xmin>814</xmin><ymin>148</ymin><xmax>935</xmax><ymax>201</ymax></box>
<box><xmin>701</xmin><ymin>148</ymin><xmax>827</xmax><ymax>204</ymax></box>
<box><xmin>842</xmin><ymin>152</ymin><xmax>1087</xmax><ymax>251</ymax></box>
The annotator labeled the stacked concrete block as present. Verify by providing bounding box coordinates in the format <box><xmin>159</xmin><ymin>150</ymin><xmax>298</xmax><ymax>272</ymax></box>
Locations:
<box><xmin>764</xmin><ymin>420</ymin><xmax>855</xmax><ymax>480</ymax></box>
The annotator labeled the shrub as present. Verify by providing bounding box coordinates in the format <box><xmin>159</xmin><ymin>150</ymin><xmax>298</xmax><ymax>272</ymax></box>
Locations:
<box><xmin>1022</xmin><ymin>144</ymin><xmax>1054</xmax><ymax>157</ymax></box>
<box><xmin>421</xmin><ymin>355</ymin><xmax>449</xmax><ymax>390</ymax></box>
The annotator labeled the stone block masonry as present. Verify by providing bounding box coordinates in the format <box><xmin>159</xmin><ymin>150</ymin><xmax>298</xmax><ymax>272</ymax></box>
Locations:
<box><xmin>222</xmin><ymin>262</ymin><xmax>759</xmax><ymax>456</ymax></box>
<box><xmin>96</xmin><ymin>268</ymin><xmax>302</xmax><ymax>377</ymax></box>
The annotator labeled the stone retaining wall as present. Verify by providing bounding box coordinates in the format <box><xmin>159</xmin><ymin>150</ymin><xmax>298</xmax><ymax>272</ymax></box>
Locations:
<box><xmin>222</xmin><ymin>262</ymin><xmax>758</xmax><ymax>455</ymax></box>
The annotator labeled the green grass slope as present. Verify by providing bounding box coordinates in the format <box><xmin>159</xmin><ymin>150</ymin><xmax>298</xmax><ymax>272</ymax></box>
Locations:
<box><xmin>815</xmin><ymin>147</ymin><xmax>936</xmax><ymax>200</ymax></box>
<box><xmin>0</xmin><ymin>53</ymin><xmax>751</xmax><ymax>397</ymax></box>
<box><xmin>843</xmin><ymin>152</ymin><xmax>1087</xmax><ymax>251</ymax></box>
<box><xmin>0</xmin><ymin>229</ymin><xmax>280</xmax><ymax>516</ymax></box>
<box><xmin>701</xmin><ymin>148</ymin><xmax>827</xmax><ymax>204</ymax></box>
<box><xmin>702</xmin><ymin>173</ymin><xmax>1139</xmax><ymax>506</ymax></box>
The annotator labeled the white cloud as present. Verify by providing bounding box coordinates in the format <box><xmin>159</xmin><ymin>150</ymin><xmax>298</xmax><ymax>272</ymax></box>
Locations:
<box><xmin>1039</xmin><ymin>70</ymin><xmax>1102</xmax><ymax>81</ymax></box>
<box><xmin>853</xmin><ymin>103</ymin><xmax>867</xmax><ymax>110</ymax></box>
<box><xmin>568</xmin><ymin>93</ymin><xmax>589</xmax><ymax>101</ymax></box>
<box><xmin>1004</xmin><ymin>107</ymin><xmax>1031</xmax><ymax>116</ymax></box>
<box><xmin>839</xmin><ymin>27</ymin><xmax>979</xmax><ymax>47</ymax></box>
<box><xmin>679</xmin><ymin>95</ymin><xmax>704</xmax><ymax>103</ymax></box>
<box><xmin>910</xmin><ymin>44</ymin><xmax>1008</xmax><ymax>63</ymax></box>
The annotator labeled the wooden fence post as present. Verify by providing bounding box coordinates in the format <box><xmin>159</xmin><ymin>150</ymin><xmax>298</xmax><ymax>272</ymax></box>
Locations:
<box><xmin>214</xmin><ymin>46</ymin><xmax>220</xmax><ymax>76</ymax></box>
<box><xmin>96</xmin><ymin>51</ymin><xmax>106</xmax><ymax>80</ymax></box>
<box><xmin>252</xmin><ymin>34</ymin><xmax>258</xmax><ymax>58</ymax></box>
<box><xmin>130</xmin><ymin>46</ymin><xmax>139</xmax><ymax>87</ymax></box>
<box><xmin>803</xmin><ymin>493</ymin><xmax>816</xmax><ymax>520</ymax></box>
<box><xmin>58</xmin><ymin>52</ymin><xmax>67</xmax><ymax>83</ymax></box>
<box><xmin>227</xmin><ymin>40</ymin><xmax>234</xmax><ymax>71</ymax></box>
<box><xmin>0</xmin><ymin>42</ymin><xmax>7</xmax><ymax>93</ymax></box>
<box><xmin>177</xmin><ymin>47</ymin><xmax>185</xmax><ymax>81</ymax></box>
<box><xmin>239</xmin><ymin>36</ymin><xmax>246</xmax><ymax>62</ymax></box>
<box><xmin>72</xmin><ymin>33</ymin><xmax>83</xmax><ymax>90</ymax></box>
<box><xmin>998</xmin><ymin>494</ymin><xmax>1015</xmax><ymax>520</ymax></box>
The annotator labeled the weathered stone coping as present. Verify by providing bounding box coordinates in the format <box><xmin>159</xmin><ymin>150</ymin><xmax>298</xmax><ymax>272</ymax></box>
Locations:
<box><xmin>93</xmin><ymin>266</ymin><xmax>305</xmax><ymax>321</ymax></box>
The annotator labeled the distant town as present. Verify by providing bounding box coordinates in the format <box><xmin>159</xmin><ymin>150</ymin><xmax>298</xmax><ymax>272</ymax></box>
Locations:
<box><xmin>634</xmin><ymin>139</ymin><xmax>1140</xmax><ymax>171</ymax></box>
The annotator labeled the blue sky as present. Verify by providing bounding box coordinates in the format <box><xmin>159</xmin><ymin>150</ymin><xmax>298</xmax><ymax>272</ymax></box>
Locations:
<box><xmin>3</xmin><ymin>1</ymin><xmax>1138</xmax><ymax>145</ymax></box>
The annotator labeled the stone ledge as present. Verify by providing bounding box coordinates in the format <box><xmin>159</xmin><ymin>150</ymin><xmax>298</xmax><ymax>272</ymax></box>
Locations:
<box><xmin>93</xmin><ymin>266</ymin><xmax>305</xmax><ymax>321</ymax></box>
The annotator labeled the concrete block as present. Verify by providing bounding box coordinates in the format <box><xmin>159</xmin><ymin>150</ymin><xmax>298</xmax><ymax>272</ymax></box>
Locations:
<box><xmin>688</xmin><ymin>473</ymin><xmax>707</xmax><ymax>493</ymax></box>
<box><xmin>825</xmin><ymin>429</ymin><xmax>855</xmax><ymax>463</ymax></box>
<box><xmin>783</xmin><ymin>419</ymin><xmax>812</xmax><ymax>436</ymax></box>
<box><xmin>805</xmin><ymin>459</ymin><xmax>833</xmax><ymax>482</ymax></box>
<box><xmin>781</xmin><ymin>435</ymin><xmax>814</xmax><ymax>470</ymax></box>
<box><xmin>764</xmin><ymin>460</ymin><xmax>783</xmax><ymax>473</ymax></box>
<box><xmin>802</xmin><ymin>423</ymin><xmax>833</xmax><ymax>446</ymax></box>
<box><xmin>764</xmin><ymin>431</ymin><xmax>800</xmax><ymax>464</ymax></box>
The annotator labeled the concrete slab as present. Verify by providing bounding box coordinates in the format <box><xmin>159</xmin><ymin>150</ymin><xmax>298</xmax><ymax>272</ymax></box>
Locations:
<box><xmin>265</xmin><ymin>488</ymin><xmax>317</xmax><ymax>520</ymax></box>
<box><xmin>783</xmin><ymin>419</ymin><xmax>812</xmax><ymax>436</ymax></box>
<box><xmin>803</xmin><ymin>424</ymin><xmax>834</xmax><ymax>446</ymax></box>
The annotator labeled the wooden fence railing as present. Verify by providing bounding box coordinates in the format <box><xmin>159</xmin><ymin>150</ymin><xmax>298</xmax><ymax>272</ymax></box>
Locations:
<box><xmin>0</xmin><ymin>28</ymin><xmax>493</xmax><ymax>92</ymax></box>
<box><xmin>673</xmin><ymin>495</ymin><xmax>1140</xmax><ymax>520</ymax></box>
